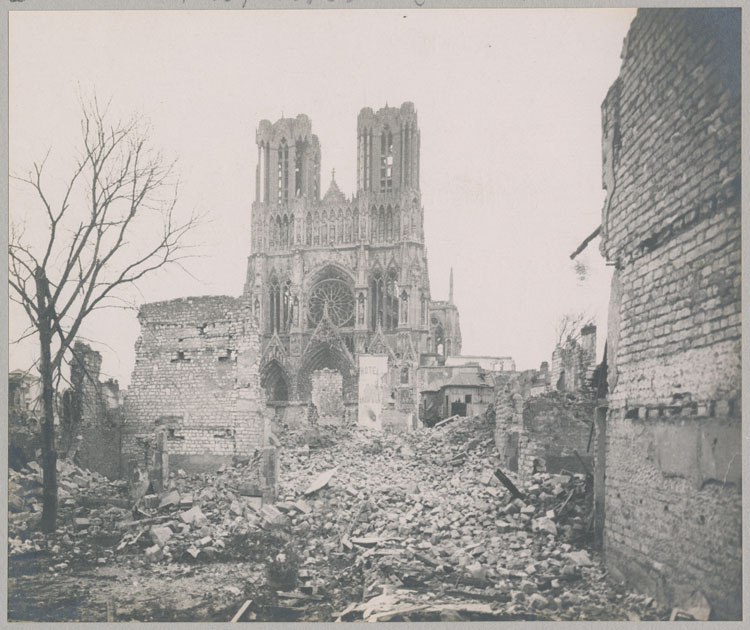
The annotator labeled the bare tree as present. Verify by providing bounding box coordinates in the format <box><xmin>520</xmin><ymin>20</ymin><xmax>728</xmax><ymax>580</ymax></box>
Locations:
<box><xmin>9</xmin><ymin>98</ymin><xmax>199</xmax><ymax>532</ymax></box>
<box><xmin>555</xmin><ymin>312</ymin><xmax>593</xmax><ymax>348</ymax></box>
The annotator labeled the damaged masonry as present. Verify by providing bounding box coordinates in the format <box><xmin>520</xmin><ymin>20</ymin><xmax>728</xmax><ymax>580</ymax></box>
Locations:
<box><xmin>7</xmin><ymin>8</ymin><xmax>741</xmax><ymax>623</ymax></box>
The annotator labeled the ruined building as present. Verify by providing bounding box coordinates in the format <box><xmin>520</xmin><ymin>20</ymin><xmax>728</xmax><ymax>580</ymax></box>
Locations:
<box><xmin>60</xmin><ymin>342</ymin><xmax>123</xmax><ymax>480</ymax></box>
<box><xmin>595</xmin><ymin>9</ymin><xmax>741</xmax><ymax>619</ymax></box>
<box><xmin>246</xmin><ymin>102</ymin><xmax>460</xmax><ymax>411</ymax></box>
<box><xmin>122</xmin><ymin>297</ymin><xmax>263</xmax><ymax>474</ymax></box>
<box><xmin>551</xmin><ymin>324</ymin><xmax>597</xmax><ymax>393</ymax></box>
<box><xmin>122</xmin><ymin>103</ymin><xmax>462</xmax><ymax>469</ymax></box>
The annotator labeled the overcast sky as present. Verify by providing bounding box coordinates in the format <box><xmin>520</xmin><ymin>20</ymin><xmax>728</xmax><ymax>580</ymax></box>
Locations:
<box><xmin>9</xmin><ymin>8</ymin><xmax>636</xmax><ymax>386</ymax></box>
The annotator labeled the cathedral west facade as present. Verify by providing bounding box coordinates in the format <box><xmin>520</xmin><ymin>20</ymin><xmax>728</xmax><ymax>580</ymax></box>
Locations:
<box><xmin>244</xmin><ymin>102</ymin><xmax>461</xmax><ymax>411</ymax></box>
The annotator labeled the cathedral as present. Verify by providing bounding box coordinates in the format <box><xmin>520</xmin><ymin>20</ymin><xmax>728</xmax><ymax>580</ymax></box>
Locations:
<box><xmin>243</xmin><ymin>102</ymin><xmax>462</xmax><ymax>413</ymax></box>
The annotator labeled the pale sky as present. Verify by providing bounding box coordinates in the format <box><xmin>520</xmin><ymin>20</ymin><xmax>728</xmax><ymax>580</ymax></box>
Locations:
<box><xmin>9</xmin><ymin>8</ymin><xmax>636</xmax><ymax>386</ymax></box>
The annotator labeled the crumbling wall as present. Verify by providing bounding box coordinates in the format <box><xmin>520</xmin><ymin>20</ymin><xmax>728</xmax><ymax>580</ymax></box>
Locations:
<box><xmin>493</xmin><ymin>375</ymin><xmax>524</xmax><ymax>474</ymax></box>
<box><xmin>495</xmin><ymin>378</ymin><xmax>594</xmax><ymax>483</ymax></box>
<box><xmin>598</xmin><ymin>9</ymin><xmax>741</xmax><ymax>619</ymax></box>
<box><xmin>518</xmin><ymin>393</ymin><xmax>594</xmax><ymax>481</ymax></box>
<box><xmin>122</xmin><ymin>296</ymin><xmax>264</xmax><ymax>475</ymax></box>
<box><xmin>551</xmin><ymin>326</ymin><xmax>597</xmax><ymax>393</ymax></box>
<box><xmin>311</xmin><ymin>368</ymin><xmax>344</xmax><ymax>424</ymax></box>
<box><xmin>64</xmin><ymin>342</ymin><xmax>122</xmax><ymax>480</ymax></box>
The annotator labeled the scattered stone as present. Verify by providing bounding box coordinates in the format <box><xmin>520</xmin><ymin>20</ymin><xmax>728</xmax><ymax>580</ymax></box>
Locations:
<box><xmin>180</xmin><ymin>506</ymin><xmax>209</xmax><ymax>527</ymax></box>
<box><xmin>528</xmin><ymin>593</ymin><xmax>549</xmax><ymax>610</ymax></box>
<box><xmin>532</xmin><ymin>516</ymin><xmax>558</xmax><ymax>536</ymax></box>
<box><xmin>303</xmin><ymin>467</ymin><xmax>338</xmax><ymax>495</ymax></box>
<box><xmin>149</xmin><ymin>525</ymin><xmax>174</xmax><ymax>547</ymax></box>
<box><xmin>563</xmin><ymin>550</ymin><xmax>593</xmax><ymax>567</ymax></box>
<box><xmin>158</xmin><ymin>489</ymin><xmax>181</xmax><ymax>509</ymax></box>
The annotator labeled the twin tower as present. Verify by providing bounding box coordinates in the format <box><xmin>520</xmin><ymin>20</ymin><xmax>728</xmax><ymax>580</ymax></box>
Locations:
<box><xmin>253</xmin><ymin>101</ymin><xmax>420</xmax><ymax>210</ymax></box>
<box><xmin>245</xmin><ymin>102</ymin><xmax>460</xmax><ymax>407</ymax></box>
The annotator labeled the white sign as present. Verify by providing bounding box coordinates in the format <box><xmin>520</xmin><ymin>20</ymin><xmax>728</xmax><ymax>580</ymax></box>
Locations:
<box><xmin>358</xmin><ymin>354</ymin><xmax>389</xmax><ymax>431</ymax></box>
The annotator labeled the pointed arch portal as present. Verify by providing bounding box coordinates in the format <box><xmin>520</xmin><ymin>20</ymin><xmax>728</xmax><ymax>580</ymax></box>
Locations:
<box><xmin>260</xmin><ymin>359</ymin><xmax>290</xmax><ymax>403</ymax></box>
<box><xmin>297</xmin><ymin>342</ymin><xmax>356</xmax><ymax>402</ymax></box>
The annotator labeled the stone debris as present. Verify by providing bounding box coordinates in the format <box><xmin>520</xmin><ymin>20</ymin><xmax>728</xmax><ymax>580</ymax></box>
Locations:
<box><xmin>8</xmin><ymin>414</ymin><xmax>668</xmax><ymax>621</ymax></box>
<box><xmin>302</xmin><ymin>467</ymin><xmax>337</xmax><ymax>495</ymax></box>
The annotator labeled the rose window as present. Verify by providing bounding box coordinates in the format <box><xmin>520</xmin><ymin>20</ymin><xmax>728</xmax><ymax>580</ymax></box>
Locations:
<box><xmin>308</xmin><ymin>278</ymin><xmax>355</xmax><ymax>327</ymax></box>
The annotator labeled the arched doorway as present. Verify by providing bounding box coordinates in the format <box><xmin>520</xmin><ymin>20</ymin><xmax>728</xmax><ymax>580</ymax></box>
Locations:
<box><xmin>260</xmin><ymin>359</ymin><xmax>291</xmax><ymax>403</ymax></box>
<box><xmin>297</xmin><ymin>343</ymin><xmax>356</xmax><ymax>403</ymax></box>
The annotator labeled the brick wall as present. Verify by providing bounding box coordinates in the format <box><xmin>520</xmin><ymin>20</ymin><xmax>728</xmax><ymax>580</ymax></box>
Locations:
<box><xmin>495</xmin><ymin>378</ymin><xmax>594</xmax><ymax>484</ymax></box>
<box><xmin>518</xmin><ymin>393</ymin><xmax>594</xmax><ymax>481</ymax></box>
<box><xmin>121</xmin><ymin>296</ymin><xmax>264</xmax><ymax>473</ymax></box>
<box><xmin>598</xmin><ymin>9</ymin><xmax>741</xmax><ymax>619</ymax></box>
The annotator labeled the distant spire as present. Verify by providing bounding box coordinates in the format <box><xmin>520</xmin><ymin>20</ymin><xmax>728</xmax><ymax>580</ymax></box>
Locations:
<box><xmin>449</xmin><ymin>267</ymin><xmax>454</xmax><ymax>304</ymax></box>
<box><xmin>332</xmin><ymin>168</ymin><xmax>336</xmax><ymax>181</ymax></box>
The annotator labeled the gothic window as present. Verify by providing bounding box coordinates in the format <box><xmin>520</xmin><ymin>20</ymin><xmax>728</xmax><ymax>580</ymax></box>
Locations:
<box><xmin>338</xmin><ymin>210</ymin><xmax>344</xmax><ymax>244</ymax></box>
<box><xmin>387</xmin><ymin>206</ymin><xmax>393</xmax><ymax>241</ymax></box>
<box><xmin>371</xmin><ymin>268</ymin><xmax>399</xmax><ymax>330</ymax></box>
<box><xmin>345</xmin><ymin>209</ymin><xmax>352</xmax><ymax>243</ymax></box>
<box><xmin>269</xmin><ymin>277</ymin><xmax>281</xmax><ymax>333</ymax></box>
<box><xmin>403</xmin><ymin>123</ymin><xmax>411</xmax><ymax>187</ymax></box>
<box><xmin>282</xmin><ymin>215</ymin><xmax>289</xmax><ymax>249</ymax></box>
<box><xmin>307</xmin><ymin>267</ymin><xmax>355</xmax><ymax>328</ymax></box>
<box><xmin>295</xmin><ymin>141</ymin><xmax>304</xmax><ymax>197</ymax></box>
<box><xmin>329</xmin><ymin>223</ymin><xmax>335</xmax><ymax>245</ymax></box>
<box><xmin>370</xmin><ymin>270</ymin><xmax>384</xmax><ymax>329</ymax></box>
<box><xmin>421</xmin><ymin>294</ymin><xmax>427</xmax><ymax>325</ymax></box>
<box><xmin>313</xmin><ymin>212</ymin><xmax>320</xmax><ymax>245</ymax></box>
<box><xmin>400</xmin><ymin>290</ymin><xmax>409</xmax><ymax>324</ymax></box>
<box><xmin>434</xmin><ymin>324</ymin><xmax>445</xmax><ymax>355</ymax></box>
<box><xmin>353</xmin><ymin>208</ymin><xmax>359</xmax><ymax>240</ymax></box>
<box><xmin>277</xmin><ymin>138</ymin><xmax>289</xmax><ymax>205</ymax></box>
<box><xmin>416</xmin><ymin>132</ymin><xmax>420</xmax><ymax>188</ymax></box>
<box><xmin>386</xmin><ymin>131</ymin><xmax>393</xmax><ymax>191</ymax></box>
<box><xmin>394</xmin><ymin>208</ymin><xmax>400</xmax><ymax>241</ymax></box>
<box><xmin>282</xmin><ymin>281</ymin><xmax>292</xmax><ymax>331</ymax></box>
<box><xmin>258</xmin><ymin>142</ymin><xmax>266</xmax><ymax>202</ymax></box>
<box><xmin>263</xmin><ymin>144</ymin><xmax>270</xmax><ymax>202</ymax></box>
<box><xmin>306</xmin><ymin>212</ymin><xmax>312</xmax><ymax>245</ymax></box>
<box><xmin>400</xmin><ymin>366</ymin><xmax>410</xmax><ymax>384</ymax></box>
<box><xmin>363</xmin><ymin>130</ymin><xmax>372</xmax><ymax>191</ymax></box>
<box><xmin>357</xmin><ymin>292</ymin><xmax>365</xmax><ymax>325</ymax></box>
<box><xmin>253</xmin><ymin>297</ymin><xmax>260</xmax><ymax>319</ymax></box>
<box><xmin>357</xmin><ymin>133</ymin><xmax>365</xmax><ymax>190</ymax></box>
<box><xmin>370</xmin><ymin>207</ymin><xmax>377</xmax><ymax>242</ymax></box>
<box><xmin>378</xmin><ymin>206</ymin><xmax>385</xmax><ymax>243</ymax></box>
<box><xmin>380</xmin><ymin>129</ymin><xmax>393</xmax><ymax>192</ymax></box>
<box><xmin>293</xmin><ymin>295</ymin><xmax>300</xmax><ymax>327</ymax></box>
<box><xmin>385</xmin><ymin>267</ymin><xmax>399</xmax><ymax>330</ymax></box>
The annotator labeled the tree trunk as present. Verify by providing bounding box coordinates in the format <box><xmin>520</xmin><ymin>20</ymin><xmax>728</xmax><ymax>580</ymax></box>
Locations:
<box><xmin>35</xmin><ymin>267</ymin><xmax>57</xmax><ymax>533</ymax></box>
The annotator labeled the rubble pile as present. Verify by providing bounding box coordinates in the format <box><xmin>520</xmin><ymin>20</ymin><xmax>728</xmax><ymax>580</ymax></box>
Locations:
<box><xmin>265</xmin><ymin>415</ymin><xmax>663</xmax><ymax>621</ymax></box>
<box><xmin>8</xmin><ymin>415</ymin><xmax>666</xmax><ymax>621</ymax></box>
<box><xmin>8</xmin><ymin>457</ymin><xmax>271</xmax><ymax>572</ymax></box>
<box><xmin>8</xmin><ymin>459</ymin><xmax>130</xmax><ymax>566</ymax></box>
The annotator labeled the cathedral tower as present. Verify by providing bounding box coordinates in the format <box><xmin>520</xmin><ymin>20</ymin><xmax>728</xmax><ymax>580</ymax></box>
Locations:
<box><xmin>244</xmin><ymin>103</ymin><xmax>460</xmax><ymax>411</ymax></box>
